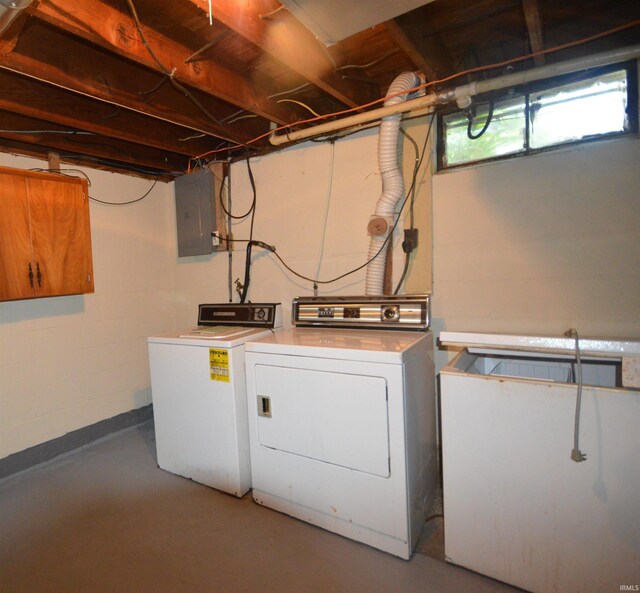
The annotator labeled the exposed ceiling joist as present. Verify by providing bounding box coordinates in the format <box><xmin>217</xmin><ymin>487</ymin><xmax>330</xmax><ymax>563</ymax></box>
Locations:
<box><xmin>0</xmin><ymin>111</ymin><xmax>187</xmax><ymax>172</ymax></box>
<box><xmin>522</xmin><ymin>0</ymin><xmax>545</xmax><ymax>66</ymax></box>
<box><xmin>384</xmin><ymin>19</ymin><xmax>439</xmax><ymax>81</ymax></box>
<box><xmin>0</xmin><ymin>0</ymin><xmax>636</xmax><ymax>178</ymax></box>
<box><xmin>0</xmin><ymin>70</ymin><xmax>217</xmax><ymax>157</ymax></box>
<box><xmin>30</xmin><ymin>0</ymin><xmax>293</xmax><ymax>127</ymax></box>
<box><xmin>188</xmin><ymin>0</ymin><xmax>374</xmax><ymax>108</ymax></box>
<box><xmin>0</xmin><ymin>24</ymin><xmax>261</xmax><ymax>145</ymax></box>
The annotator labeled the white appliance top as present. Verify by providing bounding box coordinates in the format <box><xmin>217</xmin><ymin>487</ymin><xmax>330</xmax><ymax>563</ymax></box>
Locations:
<box><xmin>439</xmin><ymin>331</ymin><xmax>640</xmax><ymax>357</ymax></box>
<box><xmin>148</xmin><ymin>326</ymin><xmax>276</xmax><ymax>347</ymax></box>
<box><xmin>245</xmin><ymin>327</ymin><xmax>430</xmax><ymax>363</ymax></box>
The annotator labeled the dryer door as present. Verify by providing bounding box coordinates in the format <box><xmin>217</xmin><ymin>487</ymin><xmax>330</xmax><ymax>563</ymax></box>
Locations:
<box><xmin>254</xmin><ymin>364</ymin><xmax>390</xmax><ymax>477</ymax></box>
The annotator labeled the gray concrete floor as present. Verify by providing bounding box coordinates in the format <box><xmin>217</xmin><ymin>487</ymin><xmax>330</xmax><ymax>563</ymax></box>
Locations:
<box><xmin>0</xmin><ymin>422</ymin><xmax>524</xmax><ymax>593</ymax></box>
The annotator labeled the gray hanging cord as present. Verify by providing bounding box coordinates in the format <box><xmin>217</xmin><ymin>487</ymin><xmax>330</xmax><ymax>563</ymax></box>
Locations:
<box><xmin>565</xmin><ymin>328</ymin><xmax>587</xmax><ymax>463</ymax></box>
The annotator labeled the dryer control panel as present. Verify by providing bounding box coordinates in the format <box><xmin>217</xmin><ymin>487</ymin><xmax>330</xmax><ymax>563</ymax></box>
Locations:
<box><xmin>292</xmin><ymin>294</ymin><xmax>430</xmax><ymax>330</ymax></box>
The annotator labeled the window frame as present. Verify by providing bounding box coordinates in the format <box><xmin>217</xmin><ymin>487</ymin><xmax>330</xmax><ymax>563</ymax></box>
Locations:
<box><xmin>436</xmin><ymin>60</ymin><xmax>638</xmax><ymax>171</ymax></box>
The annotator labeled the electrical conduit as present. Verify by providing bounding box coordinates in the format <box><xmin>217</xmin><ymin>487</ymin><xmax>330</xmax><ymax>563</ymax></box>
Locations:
<box><xmin>365</xmin><ymin>71</ymin><xmax>421</xmax><ymax>295</ymax></box>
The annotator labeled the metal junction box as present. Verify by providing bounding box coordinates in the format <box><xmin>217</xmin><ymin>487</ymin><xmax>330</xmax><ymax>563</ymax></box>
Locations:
<box><xmin>175</xmin><ymin>168</ymin><xmax>219</xmax><ymax>257</ymax></box>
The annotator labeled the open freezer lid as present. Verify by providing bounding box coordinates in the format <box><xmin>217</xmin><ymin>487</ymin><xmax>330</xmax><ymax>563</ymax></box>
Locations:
<box><xmin>439</xmin><ymin>331</ymin><xmax>640</xmax><ymax>358</ymax></box>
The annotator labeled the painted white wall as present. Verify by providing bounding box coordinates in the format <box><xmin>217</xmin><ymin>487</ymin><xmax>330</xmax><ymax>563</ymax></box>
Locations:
<box><xmin>2</xmin><ymin>119</ymin><xmax>636</xmax><ymax>459</ymax></box>
<box><xmin>0</xmin><ymin>125</ymin><xmax>424</xmax><ymax>458</ymax></box>
<box><xmin>172</xmin><ymin>127</ymin><xmax>423</xmax><ymax>329</ymax></box>
<box><xmin>432</xmin><ymin>137</ymin><xmax>640</xmax><ymax>371</ymax></box>
<box><xmin>0</xmin><ymin>153</ymin><xmax>176</xmax><ymax>458</ymax></box>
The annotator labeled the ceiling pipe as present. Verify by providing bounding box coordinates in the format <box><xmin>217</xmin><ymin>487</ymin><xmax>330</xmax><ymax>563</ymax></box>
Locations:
<box><xmin>269</xmin><ymin>44</ymin><xmax>640</xmax><ymax>146</ymax></box>
<box><xmin>0</xmin><ymin>0</ymin><xmax>33</xmax><ymax>36</ymax></box>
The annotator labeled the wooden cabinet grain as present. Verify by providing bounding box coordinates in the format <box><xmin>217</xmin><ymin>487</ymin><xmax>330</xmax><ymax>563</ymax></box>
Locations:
<box><xmin>0</xmin><ymin>166</ymin><xmax>94</xmax><ymax>301</ymax></box>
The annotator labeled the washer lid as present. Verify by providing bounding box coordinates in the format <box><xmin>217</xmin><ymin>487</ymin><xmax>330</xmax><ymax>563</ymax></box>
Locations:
<box><xmin>149</xmin><ymin>326</ymin><xmax>275</xmax><ymax>347</ymax></box>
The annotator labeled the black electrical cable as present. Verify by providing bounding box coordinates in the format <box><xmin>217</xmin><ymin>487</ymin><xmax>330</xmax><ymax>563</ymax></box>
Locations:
<box><xmin>29</xmin><ymin>168</ymin><xmax>92</xmax><ymax>184</ymax></box>
<box><xmin>28</xmin><ymin>167</ymin><xmax>159</xmax><ymax>206</ymax></box>
<box><xmin>467</xmin><ymin>99</ymin><xmax>495</xmax><ymax>140</ymax></box>
<box><xmin>393</xmin><ymin>112</ymin><xmax>436</xmax><ymax>295</ymax></box>
<box><xmin>216</xmin><ymin>231</ymin><xmax>391</xmax><ymax>286</ymax></box>
<box><xmin>55</xmin><ymin>154</ymin><xmax>173</xmax><ymax>177</ymax></box>
<box><xmin>90</xmin><ymin>178</ymin><xmax>160</xmax><ymax>205</ymax></box>
<box><xmin>393</xmin><ymin>256</ymin><xmax>411</xmax><ymax>295</ymax></box>
<box><xmin>218</xmin><ymin>160</ymin><xmax>256</xmax><ymax>220</ymax></box>
<box><xmin>394</xmin><ymin>127</ymin><xmax>421</xmax><ymax>295</ymax></box>
<box><xmin>400</xmin><ymin>127</ymin><xmax>420</xmax><ymax>228</ymax></box>
<box><xmin>239</xmin><ymin>158</ymin><xmax>259</xmax><ymax>303</ymax></box>
<box><xmin>219</xmin><ymin>111</ymin><xmax>436</xmax><ymax>289</ymax></box>
<box><xmin>245</xmin><ymin>158</ymin><xmax>257</xmax><ymax>241</ymax></box>
<box><xmin>125</xmin><ymin>0</ymin><xmax>247</xmax><ymax>148</ymax></box>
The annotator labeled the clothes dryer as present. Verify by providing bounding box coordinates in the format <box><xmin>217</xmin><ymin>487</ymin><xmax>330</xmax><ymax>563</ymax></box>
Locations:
<box><xmin>244</xmin><ymin>295</ymin><xmax>436</xmax><ymax>558</ymax></box>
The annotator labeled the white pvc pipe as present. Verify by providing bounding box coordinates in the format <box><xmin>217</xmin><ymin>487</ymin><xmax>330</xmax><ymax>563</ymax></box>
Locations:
<box><xmin>269</xmin><ymin>92</ymin><xmax>437</xmax><ymax>146</ymax></box>
<box><xmin>0</xmin><ymin>0</ymin><xmax>33</xmax><ymax>35</ymax></box>
<box><xmin>452</xmin><ymin>44</ymin><xmax>640</xmax><ymax>106</ymax></box>
<box><xmin>365</xmin><ymin>72</ymin><xmax>421</xmax><ymax>295</ymax></box>
<box><xmin>269</xmin><ymin>45</ymin><xmax>640</xmax><ymax>146</ymax></box>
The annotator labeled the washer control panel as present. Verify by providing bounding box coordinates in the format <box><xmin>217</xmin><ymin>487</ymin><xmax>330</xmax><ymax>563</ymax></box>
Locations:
<box><xmin>198</xmin><ymin>303</ymin><xmax>282</xmax><ymax>328</ymax></box>
<box><xmin>292</xmin><ymin>294</ymin><xmax>430</xmax><ymax>330</ymax></box>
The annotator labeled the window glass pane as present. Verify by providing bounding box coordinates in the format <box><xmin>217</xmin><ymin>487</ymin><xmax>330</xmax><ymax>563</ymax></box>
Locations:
<box><xmin>443</xmin><ymin>96</ymin><xmax>526</xmax><ymax>166</ymax></box>
<box><xmin>529</xmin><ymin>70</ymin><xmax>628</xmax><ymax>149</ymax></box>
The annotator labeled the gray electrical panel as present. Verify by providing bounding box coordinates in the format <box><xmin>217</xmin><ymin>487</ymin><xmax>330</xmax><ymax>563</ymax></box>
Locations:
<box><xmin>174</xmin><ymin>169</ymin><xmax>217</xmax><ymax>257</ymax></box>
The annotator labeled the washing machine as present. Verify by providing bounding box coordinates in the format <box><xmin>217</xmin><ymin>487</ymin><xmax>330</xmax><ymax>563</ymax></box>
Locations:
<box><xmin>148</xmin><ymin>302</ymin><xmax>281</xmax><ymax>497</ymax></box>
<box><xmin>244</xmin><ymin>295</ymin><xmax>436</xmax><ymax>559</ymax></box>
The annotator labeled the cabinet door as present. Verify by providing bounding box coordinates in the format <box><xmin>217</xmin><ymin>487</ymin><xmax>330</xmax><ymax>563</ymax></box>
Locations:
<box><xmin>27</xmin><ymin>176</ymin><xmax>94</xmax><ymax>297</ymax></box>
<box><xmin>0</xmin><ymin>173</ymin><xmax>35</xmax><ymax>300</ymax></box>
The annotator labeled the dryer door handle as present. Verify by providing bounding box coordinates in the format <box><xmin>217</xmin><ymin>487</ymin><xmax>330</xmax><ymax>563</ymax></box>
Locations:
<box><xmin>257</xmin><ymin>395</ymin><xmax>272</xmax><ymax>418</ymax></box>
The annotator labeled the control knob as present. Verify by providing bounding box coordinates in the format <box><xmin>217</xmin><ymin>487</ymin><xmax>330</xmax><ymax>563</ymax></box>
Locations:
<box><xmin>382</xmin><ymin>305</ymin><xmax>400</xmax><ymax>321</ymax></box>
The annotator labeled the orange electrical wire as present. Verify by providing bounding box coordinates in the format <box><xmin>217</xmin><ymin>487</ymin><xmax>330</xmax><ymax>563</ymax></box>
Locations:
<box><xmin>190</xmin><ymin>18</ymin><xmax>640</xmax><ymax>165</ymax></box>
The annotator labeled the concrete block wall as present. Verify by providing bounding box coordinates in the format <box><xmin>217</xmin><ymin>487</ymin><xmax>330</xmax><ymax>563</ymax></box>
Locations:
<box><xmin>0</xmin><ymin>154</ymin><xmax>176</xmax><ymax>458</ymax></box>
<box><xmin>432</xmin><ymin>137</ymin><xmax>640</xmax><ymax>371</ymax></box>
<box><xmin>2</xmin><ymin>123</ymin><xmax>638</xmax><ymax>459</ymax></box>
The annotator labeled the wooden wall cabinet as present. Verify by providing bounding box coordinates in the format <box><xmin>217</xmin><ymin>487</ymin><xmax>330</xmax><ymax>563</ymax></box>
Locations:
<box><xmin>0</xmin><ymin>166</ymin><xmax>94</xmax><ymax>301</ymax></box>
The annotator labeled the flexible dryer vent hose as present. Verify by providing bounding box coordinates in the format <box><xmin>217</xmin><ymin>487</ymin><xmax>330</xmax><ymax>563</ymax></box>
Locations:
<box><xmin>365</xmin><ymin>71</ymin><xmax>421</xmax><ymax>295</ymax></box>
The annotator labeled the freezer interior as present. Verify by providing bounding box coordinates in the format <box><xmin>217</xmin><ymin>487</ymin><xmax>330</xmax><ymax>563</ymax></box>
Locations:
<box><xmin>457</xmin><ymin>350</ymin><xmax>621</xmax><ymax>387</ymax></box>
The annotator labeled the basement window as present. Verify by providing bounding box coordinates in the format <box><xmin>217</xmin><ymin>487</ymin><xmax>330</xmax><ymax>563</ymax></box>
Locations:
<box><xmin>438</xmin><ymin>62</ymin><xmax>637</xmax><ymax>169</ymax></box>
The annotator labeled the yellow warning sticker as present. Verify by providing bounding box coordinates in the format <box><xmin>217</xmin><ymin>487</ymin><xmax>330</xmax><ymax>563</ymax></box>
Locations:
<box><xmin>209</xmin><ymin>348</ymin><xmax>230</xmax><ymax>382</ymax></box>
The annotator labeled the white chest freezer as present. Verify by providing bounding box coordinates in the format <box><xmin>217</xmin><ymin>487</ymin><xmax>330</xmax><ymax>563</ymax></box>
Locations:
<box><xmin>439</xmin><ymin>331</ymin><xmax>640</xmax><ymax>593</ymax></box>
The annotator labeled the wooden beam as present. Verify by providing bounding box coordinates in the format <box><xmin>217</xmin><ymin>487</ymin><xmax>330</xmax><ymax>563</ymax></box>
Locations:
<box><xmin>522</xmin><ymin>0</ymin><xmax>545</xmax><ymax>67</ymax></box>
<box><xmin>0</xmin><ymin>69</ymin><xmax>223</xmax><ymax>157</ymax></box>
<box><xmin>208</xmin><ymin>161</ymin><xmax>230</xmax><ymax>251</ymax></box>
<box><xmin>31</xmin><ymin>0</ymin><xmax>294</xmax><ymax>126</ymax></box>
<box><xmin>0</xmin><ymin>110</ymin><xmax>188</xmax><ymax>172</ymax></box>
<box><xmin>384</xmin><ymin>20</ymin><xmax>437</xmax><ymax>81</ymax></box>
<box><xmin>47</xmin><ymin>152</ymin><xmax>60</xmax><ymax>171</ymax></box>
<box><xmin>0</xmin><ymin>24</ymin><xmax>266</xmax><ymax>146</ymax></box>
<box><xmin>187</xmin><ymin>0</ymin><xmax>373</xmax><ymax>108</ymax></box>
<box><xmin>0</xmin><ymin>138</ymin><xmax>173</xmax><ymax>180</ymax></box>
<box><xmin>386</xmin><ymin>17</ymin><xmax>454</xmax><ymax>82</ymax></box>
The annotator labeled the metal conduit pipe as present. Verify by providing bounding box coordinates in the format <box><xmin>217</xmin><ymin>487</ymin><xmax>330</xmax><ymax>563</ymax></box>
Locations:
<box><xmin>269</xmin><ymin>45</ymin><xmax>640</xmax><ymax>146</ymax></box>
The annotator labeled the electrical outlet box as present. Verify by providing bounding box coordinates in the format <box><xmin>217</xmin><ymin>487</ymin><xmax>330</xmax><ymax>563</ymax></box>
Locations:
<box><xmin>403</xmin><ymin>228</ymin><xmax>419</xmax><ymax>253</ymax></box>
<box><xmin>175</xmin><ymin>169</ymin><xmax>218</xmax><ymax>257</ymax></box>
